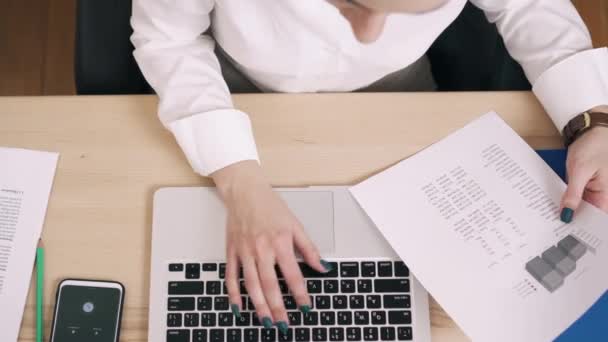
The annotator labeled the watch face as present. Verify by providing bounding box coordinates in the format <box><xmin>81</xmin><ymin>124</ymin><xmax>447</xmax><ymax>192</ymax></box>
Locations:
<box><xmin>53</xmin><ymin>285</ymin><xmax>121</xmax><ymax>342</ymax></box>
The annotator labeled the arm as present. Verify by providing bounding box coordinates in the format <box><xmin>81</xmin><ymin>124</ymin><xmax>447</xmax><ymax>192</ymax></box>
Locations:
<box><xmin>131</xmin><ymin>0</ymin><xmax>259</xmax><ymax>176</ymax></box>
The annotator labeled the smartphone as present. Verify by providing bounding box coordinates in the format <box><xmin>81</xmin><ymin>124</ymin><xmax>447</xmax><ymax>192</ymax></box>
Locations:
<box><xmin>50</xmin><ymin>279</ymin><xmax>125</xmax><ymax>342</ymax></box>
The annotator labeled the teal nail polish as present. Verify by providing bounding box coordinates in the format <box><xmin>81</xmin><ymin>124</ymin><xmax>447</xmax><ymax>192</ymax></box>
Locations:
<box><xmin>276</xmin><ymin>321</ymin><xmax>289</xmax><ymax>335</ymax></box>
<box><xmin>299</xmin><ymin>305</ymin><xmax>311</xmax><ymax>314</ymax></box>
<box><xmin>262</xmin><ymin>316</ymin><xmax>273</xmax><ymax>329</ymax></box>
<box><xmin>231</xmin><ymin>304</ymin><xmax>241</xmax><ymax>319</ymax></box>
<box><xmin>320</xmin><ymin>259</ymin><xmax>333</xmax><ymax>273</ymax></box>
<box><xmin>561</xmin><ymin>207</ymin><xmax>574</xmax><ymax>223</ymax></box>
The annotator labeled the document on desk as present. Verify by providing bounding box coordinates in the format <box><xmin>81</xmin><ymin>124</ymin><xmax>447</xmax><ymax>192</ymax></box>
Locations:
<box><xmin>0</xmin><ymin>148</ymin><xmax>58</xmax><ymax>342</ymax></box>
<box><xmin>350</xmin><ymin>112</ymin><xmax>608</xmax><ymax>342</ymax></box>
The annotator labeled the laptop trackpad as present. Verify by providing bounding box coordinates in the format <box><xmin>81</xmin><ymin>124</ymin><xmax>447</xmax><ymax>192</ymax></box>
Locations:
<box><xmin>278</xmin><ymin>191</ymin><xmax>335</xmax><ymax>254</ymax></box>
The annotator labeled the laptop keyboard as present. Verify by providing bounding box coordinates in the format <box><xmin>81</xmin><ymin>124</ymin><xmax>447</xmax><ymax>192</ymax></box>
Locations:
<box><xmin>165</xmin><ymin>258</ymin><xmax>414</xmax><ymax>341</ymax></box>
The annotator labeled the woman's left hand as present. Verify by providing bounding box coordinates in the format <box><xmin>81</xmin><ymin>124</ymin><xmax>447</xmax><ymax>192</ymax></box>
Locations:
<box><xmin>560</xmin><ymin>121</ymin><xmax>608</xmax><ymax>222</ymax></box>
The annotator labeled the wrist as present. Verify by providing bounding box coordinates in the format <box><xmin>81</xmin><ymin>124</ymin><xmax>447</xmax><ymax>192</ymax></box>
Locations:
<box><xmin>211</xmin><ymin>160</ymin><xmax>266</xmax><ymax>201</ymax></box>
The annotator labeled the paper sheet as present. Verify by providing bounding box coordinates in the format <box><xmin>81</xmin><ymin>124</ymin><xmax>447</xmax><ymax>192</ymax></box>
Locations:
<box><xmin>350</xmin><ymin>112</ymin><xmax>608</xmax><ymax>342</ymax></box>
<box><xmin>0</xmin><ymin>148</ymin><xmax>58</xmax><ymax>342</ymax></box>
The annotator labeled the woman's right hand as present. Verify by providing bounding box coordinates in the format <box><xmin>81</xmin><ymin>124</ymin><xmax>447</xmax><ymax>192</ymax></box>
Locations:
<box><xmin>211</xmin><ymin>160</ymin><xmax>332</xmax><ymax>334</ymax></box>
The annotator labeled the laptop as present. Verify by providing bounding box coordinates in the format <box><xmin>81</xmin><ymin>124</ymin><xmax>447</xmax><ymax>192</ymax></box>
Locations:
<box><xmin>149</xmin><ymin>186</ymin><xmax>431</xmax><ymax>342</ymax></box>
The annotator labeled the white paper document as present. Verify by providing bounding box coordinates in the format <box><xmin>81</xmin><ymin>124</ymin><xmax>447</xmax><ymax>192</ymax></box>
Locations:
<box><xmin>0</xmin><ymin>148</ymin><xmax>58</xmax><ymax>342</ymax></box>
<box><xmin>350</xmin><ymin>112</ymin><xmax>608</xmax><ymax>342</ymax></box>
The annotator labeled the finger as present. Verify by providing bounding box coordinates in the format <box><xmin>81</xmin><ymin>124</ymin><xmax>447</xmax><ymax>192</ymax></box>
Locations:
<box><xmin>274</xmin><ymin>236</ymin><xmax>312</xmax><ymax>313</ymax></box>
<box><xmin>293</xmin><ymin>224</ymin><xmax>332</xmax><ymax>273</ymax></box>
<box><xmin>583</xmin><ymin>190</ymin><xmax>608</xmax><ymax>212</ymax></box>
<box><xmin>225</xmin><ymin>242</ymin><xmax>242</xmax><ymax>318</ymax></box>
<box><xmin>241</xmin><ymin>251</ymin><xmax>274</xmax><ymax>329</ymax></box>
<box><xmin>256</xmin><ymin>238</ymin><xmax>289</xmax><ymax>333</ymax></box>
<box><xmin>561</xmin><ymin>163</ymin><xmax>596</xmax><ymax>222</ymax></box>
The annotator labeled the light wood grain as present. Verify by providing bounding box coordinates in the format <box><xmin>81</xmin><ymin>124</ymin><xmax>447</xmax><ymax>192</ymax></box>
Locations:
<box><xmin>0</xmin><ymin>92</ymin><xmax>562</xmax><ymax>341</ymax></box>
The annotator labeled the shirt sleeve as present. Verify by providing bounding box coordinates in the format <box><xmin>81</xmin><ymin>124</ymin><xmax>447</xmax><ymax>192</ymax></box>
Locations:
<box><xmin>131</xmin><ymin>0</ymin><xmax>259</xmax><ymax>176</ymax></box>
<box><xmin>470</xmin><ymin>0</ymin><xmax>608</xmax><ymax>132</ymax></box>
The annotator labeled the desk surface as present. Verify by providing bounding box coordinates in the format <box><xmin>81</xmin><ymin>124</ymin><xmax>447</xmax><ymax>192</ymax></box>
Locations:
<box><xmin>1</xmin><ymin>92</ymin><xmax>562</xmax><ymax>342</ymax></box>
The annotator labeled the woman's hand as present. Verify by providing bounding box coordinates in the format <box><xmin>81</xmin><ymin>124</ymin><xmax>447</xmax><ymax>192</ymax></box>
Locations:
<box><xmin>211</xmin><ymin>160</ymin><xmax>331</xmax><ymax>334</ymax></box>
<box><xmin>561</xmin><ymin>116</ymin><xmax>608</xmax><ymax>221</ymax></box>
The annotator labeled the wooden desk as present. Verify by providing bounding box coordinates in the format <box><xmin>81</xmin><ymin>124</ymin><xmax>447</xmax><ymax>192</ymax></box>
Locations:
<box><xmin>1</xmin><ymin>92</ymin><xmax>561</xmax><ymax>342</ymax></box>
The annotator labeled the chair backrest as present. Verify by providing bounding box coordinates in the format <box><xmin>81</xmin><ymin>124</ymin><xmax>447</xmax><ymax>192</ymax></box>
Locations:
<box><xmin>74</xmin><ymin>1</ymin><xmax>531</xmax><ymax>95</ymax></box>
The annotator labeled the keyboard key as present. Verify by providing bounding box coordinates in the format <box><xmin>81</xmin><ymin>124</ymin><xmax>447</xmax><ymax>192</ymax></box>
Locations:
<box><xmin>223</xmin><ymin>281</ymin><xmax>228</xmax><ymax>295</ymax></box>
<box><xmin>295</xmin><ymin>328</ymin><xmax>311</xmax><ymax>341</ymax></box>
<box><xmin>207</xmin><ymin>281</ymin><xmax>222</xmax><ymax>295</ymax></box>
<box><xmin>279</xmin><ymin>328</ymin><xmax>294</xmax><ymax>342</ymax></box>
<box><xmin>210</xmin><ymin>328</ymin><xmax>224</xmax><ymax>342</ymax></box>
<box><xmin>168</xmin><ymin>281</ymin><xmax>204</xmax><ymax>295</ymax></box>
<box><xmin>307</xmin><ymin>280</ymin><xmax>322</xmax><ymax>293</ymax></box>
<box><xmin>340</xmin><ymin>279</ymin><xmax>356</xmax><ymax>293</ymax></box>
<box><xmin>197</xmin><ymin>297</ymin><xmax>212</xmax><ymax>311</ymax></box>
<box><xmin>169</xmin><ymin>263</ymin><xmax>184</xmax><ymax>272</ymax></box>
<box><xmin>313</xmin><ymin>327</ymin><xmax>328</xmax><ymax>341</ymax></box>
<box><xmin>381</xmin><ymin>327</ymin><xmax>396</xmax><ymax>341</ymax></box>
<box><xmin>300</xmin><ymin>262</ymin><xmax>338</xmax><ymax>278</ymax></box>
<box><xmin>332</xmin><ymin>295</ymin><xmax>347</xmax><ymax>309</ymax></box>
<box><xmin>358</xmin><ymin>279</ymin><xmax>372</xmax><ymax>293</ymax></box>
<box><xmin>349</xmin><ymin>295</ymin><xmax>364</xmax><ymax>309</ymax></box>
<box><xmin>397</xmin><ymin>326</ymin><xmax>413</xmax><ymax>340</ymax></box>
<box><xmin>219</xmin><ymin>312</ymin><xmax>233</xmax><ymax>326</ymax></box>
<box><xmin>366</xmin><ymin>295</ymin><xmax>381</xmax><ymax>309</ymax></box>
<box><xmin>371</xmin><ymin>311</ymin><xmax>386</xmax><ymax>325</ymax></box>
<box><xmin>219</xmin><ymin>263</ymin><xmax>226</xmax><ymax>278</ymax></box>
<box><xmin>252</xmin><ymin>313</ymin><xmax>263</xmax><ymax>326</ymax></box>
<box><xmin>186</xmin><ymin>263</ymin><xmax>201</xmax><ymax>279</ymax></box>
<box><xmin>201</xmin><ymin>312</ymin><xmax>216</xmax><ymax>326</ymax></box>
<box><xmin>374</xmin><ymin>279</ymin><xmax>410</xmax><ymax>293</ymax></box>
<box><xmin>364</xmin><ymin>327</ymin><xmax>379</xmax><ymax>341</ymax></box>
<box><xmin>304</xmin><ymin>311</ymin><xmax>319</xmax><ymax>325</ymax></box>
<box><xmin>378</xmin><ymin>262</ymin><xmax>393</xmax><ymax>277</ymax></box>
<box><xmin>361</xmin><ymin>262</ymin><xmax>376</xmax><ymax>277</ymax></box>
<box><xmin>279</xmin><ymin>280</ymin><xmax>289</xmax><ymax>294</ymax></box>
<box><xmin>321</xmin><ymin>311</ymin><xmax>335</xmax><ymax>325</ymax></box>
<box><xmin>244</xmin><ymin>328</ymin><xmax>259</xmax><ymax>342</ymax></box>
<box><xmin>261</xmin><ymin>328</ymin><xmax>276</xmax><ymax>341</ymax></box>
<box><xmin>184</xmin><ymin>313</ymin><xmax>199</xmax><ymax>327</ymax></box>
<box><xmin>384</xmin><ymin>295</ymin><xmax>411</xmax><ymax>308</ymax></box>
<box><xmin>388</xmin><ymin>311</ymin><xmax>412</xmax><ymax>324</ymax></box>
<box><xmin>288</xmin><ymin>311</ymin><xmax>302</xmax><ymax>326</ymax></box>
<box><xmin>214</xmin><ymin>296</ymin><xmax>229</xmax><ymax>310</ymax></box>
<box><xmin>248</xmin><ymin>297</ymin><xmax>256</xmax><ymax>311</ymax></box>
<box><xmin>346</xmin><ymin>327</ymin><xmax>362</xmax><ymax>341</ymax></box>
<box><xmin>167</xmin><ymin>329</ymin><xmax>189</xmax><ymax>342</ymax></box>
<box><xmin>330</xmin><ymin>327</ymin><xmax>345</xmax><ymax>341</ymax></box>
<box><xmin>193</xmin><ymin>329</ymin><xmax>207</xmax><ymax>342</ymax></box>
<box><xmin>340</xmin><ymin>262</ymin><xmax>359</xmax><ymax>277</ymax></box>
<box><xmin>337</xmin><ymin>311</ymin><xmax>352</xmax><ymax>325</ymax></box>
<box><xmin>168</xmin><ymin>297</ymin><xmax>195</xmax><ymax>311</ymax></box>
<box><xmin>394</xmin><ymin>262</ymin><xmax>409</xmax><ymax>277</ymax></box>
<box><xmin>202</xmin><ymin>263</ymin><xmax>217</xmax><ymax>271</ymax></box>
<box><xmin>354</xmin><ymin>311</ymin><xmax>369</xmax><ymax>325</ymax></box>
<box><xmin>236</xmin><ymin>312</ymin><xmax>251</xmax><ymax>326</ymax></box>
<box><xmin>167</xmin><ymin>313</ymin><xmax>182</xmax><ymax>327</ymax></box>
<box><xmin>315</xmin><ymin>295</ymin><xmax>331</xmax><ymax>309</ymax></box>
<box><xmin>283</xmin><ymin>296</ymin><xmax>297</xmax><ymax>310</ymax></box>
<box><xmin>324</xmin><ymin>279</ymin><xmax>339</xmax><ymax>293</ymax></box>
<box><xmin>227</xmin><ymin>329</ymin><xmax>241</xmax><ymax>342</ymax></box>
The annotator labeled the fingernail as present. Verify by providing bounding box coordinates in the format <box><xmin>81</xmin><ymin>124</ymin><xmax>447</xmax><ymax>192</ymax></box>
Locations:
<box><xmin>320</xmin><ymin>259</ymin><xmax>333</xmax><ymax>273</ymax></box>
<box><xmin>299</xmin><ymin>305</ymin><xmax>311</xmax><ymax>314</ymax></box>
<box><xmin>276</xmin><ymin>321</ymin><xmax>289</xmax><ymax>335</ymax></box>
<box><xmin>231</xmin><ymin>304</ymin><xmax>241</xmax><ymax>319</ymax></box>
<box><xmin>262</xmin><ymin>316</ymin><xmax>273</xmax><ymax>329</ymax></box>
<box><xmin>561</xmin><ymin>207</ymin><xmax>574</xmax><ymax>223</ymax></box>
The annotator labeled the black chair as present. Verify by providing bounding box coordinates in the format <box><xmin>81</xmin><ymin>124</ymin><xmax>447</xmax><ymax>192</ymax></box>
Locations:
<box><xmin>74</xmin><ymin>0</ymin><xmax>530</xmax><ymax>95</ymax></box>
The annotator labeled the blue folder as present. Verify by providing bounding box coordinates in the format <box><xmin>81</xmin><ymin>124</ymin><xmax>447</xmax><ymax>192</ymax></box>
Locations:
<box><xmin>536</xmin><ymin>149</ymin><xmax>607</xmax><ymax>342</ymax></box>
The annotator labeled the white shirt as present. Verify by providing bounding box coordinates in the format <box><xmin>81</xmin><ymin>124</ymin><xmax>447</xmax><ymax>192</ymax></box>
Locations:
<box><xmin>131</xmin><ymin>0</ymin><xmax>608</xmax><ymax>176</ymax></box>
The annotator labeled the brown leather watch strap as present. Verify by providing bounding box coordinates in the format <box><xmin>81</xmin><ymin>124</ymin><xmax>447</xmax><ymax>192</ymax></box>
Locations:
<box><xmin>563</xmin><ymin>111</ymin><xmax>608</xmax><ymax>147</ymax></box>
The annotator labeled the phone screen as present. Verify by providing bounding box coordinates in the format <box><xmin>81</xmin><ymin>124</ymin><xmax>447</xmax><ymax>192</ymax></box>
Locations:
<box><xmin>52</xmin><ymin>282</ymin><xmax>122</xmax><ymax>342</ymax></box>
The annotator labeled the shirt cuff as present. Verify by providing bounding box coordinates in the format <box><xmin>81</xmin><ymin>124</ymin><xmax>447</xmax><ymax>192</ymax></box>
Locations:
<box><xmin>532</xmin><ymin>47</ymin><xmax>608</xmax><ymax>133</ymax></box>
<box><xmin>168</xmin><ymin>109</ymin><xmax>260</xmax><ymax>176</ymax></box>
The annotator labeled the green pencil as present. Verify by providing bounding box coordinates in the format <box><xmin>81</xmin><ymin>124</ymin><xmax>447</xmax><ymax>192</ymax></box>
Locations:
<box><xmin>36</xmin><ymin>239</ymin><xmax>44</xmax><ymax>342</ymax></box>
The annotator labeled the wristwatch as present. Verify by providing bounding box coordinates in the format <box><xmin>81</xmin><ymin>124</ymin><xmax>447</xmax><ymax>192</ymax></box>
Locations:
<box><xmin>562</xmin><ymin>111</ymin><xmax>608</xmax><ymax>147</ymax></box>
